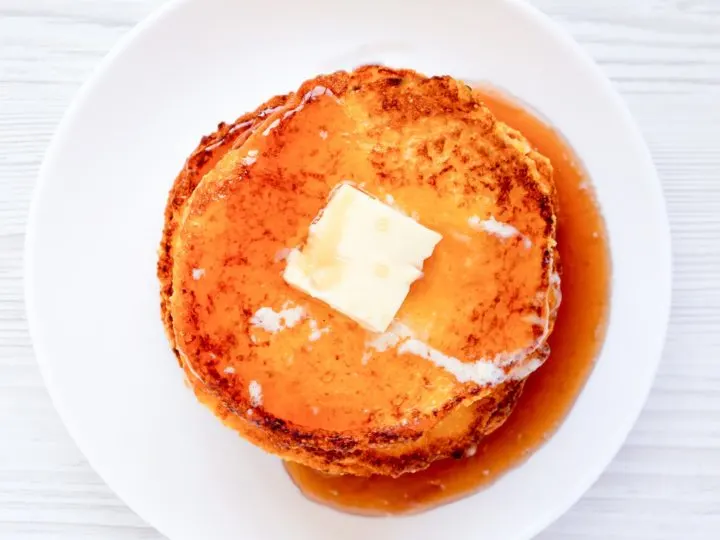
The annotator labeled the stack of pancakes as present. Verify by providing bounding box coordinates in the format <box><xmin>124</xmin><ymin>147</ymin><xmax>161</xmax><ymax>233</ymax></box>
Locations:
<box><xmin>158</xmin><ymin>66</ymin><xmax>560</xmax><ymax>477</ymax></box>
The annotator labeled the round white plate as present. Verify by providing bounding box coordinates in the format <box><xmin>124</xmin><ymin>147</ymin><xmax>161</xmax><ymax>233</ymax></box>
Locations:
<box><xmin>25</xmin><ymin>0</ymin><xmax>671</xmax><ymax>539</ymax></box>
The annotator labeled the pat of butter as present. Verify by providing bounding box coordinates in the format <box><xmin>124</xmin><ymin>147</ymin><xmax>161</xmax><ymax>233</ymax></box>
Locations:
<box><xmin>283</xmin><ymin>184</ymin><xmax>442</xmax><ymax>332</ymax></box>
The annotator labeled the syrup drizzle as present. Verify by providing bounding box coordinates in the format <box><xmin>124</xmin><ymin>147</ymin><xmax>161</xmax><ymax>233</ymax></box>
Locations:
<box><xmin>284</xmin><ymin>87</ymin><xmax>611</xmax><ymax>516</ymax></box>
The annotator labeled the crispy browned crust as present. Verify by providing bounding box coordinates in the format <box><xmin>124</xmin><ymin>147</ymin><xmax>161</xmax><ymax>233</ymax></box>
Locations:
<box><xmin>158</xmin><ymin>66</ymin><xmax>559</xmax><ymax>476</ymax></box>
<box><xmin>193</xmin><ymin>373</ymin><xmax>526</xmax><ymax>476</ymax></box>
<box><xmin>158</xmin><ymin>93</ymin><xmax>289</xmax><ymax>352</ymax></box>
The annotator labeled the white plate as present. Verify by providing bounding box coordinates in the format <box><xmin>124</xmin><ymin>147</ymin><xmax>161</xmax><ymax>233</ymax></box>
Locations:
<box><xmin>25</xmin><ymin>0</ymin><xmax>671</xmax><ymax>539</ymax></box>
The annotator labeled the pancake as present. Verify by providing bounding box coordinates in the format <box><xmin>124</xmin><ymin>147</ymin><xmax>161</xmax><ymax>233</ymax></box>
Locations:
<box><xmin>158</xmin><ymin>93</ymin><xmax>288</xmax><ymax>346</ymax></box>
<box><xmin>159</xmin><ymin>66</ymin><xmax>560</xmax><ymax>476</ymax></box>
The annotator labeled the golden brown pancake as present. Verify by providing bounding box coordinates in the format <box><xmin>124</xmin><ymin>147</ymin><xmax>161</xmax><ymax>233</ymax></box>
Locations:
<box><xmin>159</xmin><ymin>66</ymin><xmax>560</xmax><ymax>476</ymax></box>
<box><xmin>158</xmin><ymin>93</ymin><xmax>288</xmax><ymax>345</ymax></box>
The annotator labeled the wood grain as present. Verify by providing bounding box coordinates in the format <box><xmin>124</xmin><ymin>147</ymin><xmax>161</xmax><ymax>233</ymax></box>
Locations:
<box><xmin>1</xmin><ymin>0</ymin><xmax>719</xmax><ymax>538</ymax></box>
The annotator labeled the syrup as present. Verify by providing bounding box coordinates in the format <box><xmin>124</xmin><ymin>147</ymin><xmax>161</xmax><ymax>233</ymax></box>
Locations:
<box><xmin>284</xmin><ymin>87</ymin><xmax>611</xmax><ymax>515</ymax></box>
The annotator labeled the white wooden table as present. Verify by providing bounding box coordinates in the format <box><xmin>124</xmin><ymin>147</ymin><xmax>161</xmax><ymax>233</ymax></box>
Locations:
<box><xmin>1</xmin><ymin>0</ymin><xmax>719</xmax><ymax>538</ymax></box>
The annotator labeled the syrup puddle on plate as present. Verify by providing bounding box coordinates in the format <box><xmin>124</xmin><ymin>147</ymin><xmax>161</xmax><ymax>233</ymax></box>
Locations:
<box><xmin>284</xmin><ymin>86</ymin><xmax>612</xmax><ymax>516</ymax></box>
